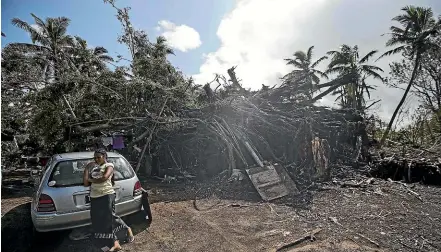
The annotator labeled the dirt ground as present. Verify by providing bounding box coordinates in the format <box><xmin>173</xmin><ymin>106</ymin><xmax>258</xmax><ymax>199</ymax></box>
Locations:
<box><xmin>2</xmin><ymin>175</ymin><xmax>441</xmax><ymax>252</ymax></box>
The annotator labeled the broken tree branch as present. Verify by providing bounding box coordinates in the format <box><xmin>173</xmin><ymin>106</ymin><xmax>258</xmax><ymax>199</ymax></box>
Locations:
<box><xmin>387</xmin><ymin>178</ymin><xmax>423</xmax><ymax>202</ymax></box>
<box><xmin>135</xmin><ymin>97</ymin><xmax>169</xmax><ymax>173</ymax></box>
<box><xmin>131</xmin><ymin>97</ymin><xmax>169</xmax><ymax>146</ymax></box>
<box><xmin>357</xmin><ymin>233</ymin><xmax>380</xmax><ymax>248</ymax></box>
<box><xmin>273</xmin><ymin>228</ymin><xmax>322</xmax><ymax>252</ymax></box>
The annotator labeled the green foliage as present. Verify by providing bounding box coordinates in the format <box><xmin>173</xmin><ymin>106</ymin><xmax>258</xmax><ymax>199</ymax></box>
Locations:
<box><xmin>2</xmin><ymin>4</ymin><xmax>199</xmax><ymax>152</ymax></box>
<box><xmin>379</xmin><ymin>6</ymin><xmax>440</xmax><ymax>60</ymax></box>
<box><xmin>282</xmin><ymin>44</ymin><xmax>384</xmax><ymax>112</ymax></box>
<box><xmin>282</xmin><ymin>46</ymin><xmax>328</xmax><ymax>100</ymax></box>
<box><xmin>387</xmin><ymin>33</ymin><xmax>441</xmax><ymax>133</ymax></box>
<box><xmin>325</xmin><ymin>45</ymin><xmax>384</xmax><ymax>111</ymax></box>
<box><xmin>390</xmin><ymin>107</ymin><xmax>440</xmax><ymax>146</ymax></box>
<box><xmin>379</xmin><ymin>6</ymin><xmax>440</xmax><ymax>145</ymax></box>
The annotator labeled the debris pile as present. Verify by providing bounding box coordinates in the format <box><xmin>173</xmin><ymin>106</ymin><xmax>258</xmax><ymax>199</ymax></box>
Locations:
<box><xmin>150</xmin><ymin>95</ymin><xmax>366</xmax><ymax>193</ymax></box>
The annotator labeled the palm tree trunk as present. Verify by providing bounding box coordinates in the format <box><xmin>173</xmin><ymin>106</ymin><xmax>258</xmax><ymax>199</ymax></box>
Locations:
<box><xmin>316</xmin><ymin>74</ymin><xmax>355</xmax><ymax>89</ymax></box>
<box><xmin>380</xmin><ymin>54</ymin><xmax>421</xmax><ymax>146</ymax></box>
<box><xmin>310</xmin><ymin>74</ymin><xmax>355</xmax><ymax>103</ymax></box>
<box><xmin>311</xmin><ymin>84</ymin><xmax>340</xmax><ymax>103</ymax></box>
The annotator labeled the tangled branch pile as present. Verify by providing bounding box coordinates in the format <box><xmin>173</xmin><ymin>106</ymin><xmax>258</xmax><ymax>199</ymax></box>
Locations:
<box><xmin>146</xmin><ymin>93</ymin><xmax>366</xmax><ymax>189</ymax></box>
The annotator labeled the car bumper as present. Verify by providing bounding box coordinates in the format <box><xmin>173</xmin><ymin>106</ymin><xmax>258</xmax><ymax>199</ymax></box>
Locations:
<box><xmin>31</xmin><ymin>195</ymin><xmax>142</xmax><ymax>232</ymax></box>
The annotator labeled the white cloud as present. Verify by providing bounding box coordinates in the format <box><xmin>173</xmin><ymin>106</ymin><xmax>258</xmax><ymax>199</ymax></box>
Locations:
<box><xmin>157</xmin><ymin>20</ymin><xmax>202</xmax><ymax>52</ymax></box>
<box><xmin>193</xmin><ymin>0</ymin><xmax>440</xmax><ymax>124</ymax></box>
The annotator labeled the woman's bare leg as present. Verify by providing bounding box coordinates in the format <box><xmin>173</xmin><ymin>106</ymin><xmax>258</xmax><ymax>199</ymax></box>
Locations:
<box><xmin>110</xmin><ymin>240</ymin><xmax>122</xmax><ymax>251</ymax></box>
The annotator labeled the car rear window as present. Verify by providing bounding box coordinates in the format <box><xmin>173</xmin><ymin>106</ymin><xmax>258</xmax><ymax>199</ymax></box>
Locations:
<box><xmin>48</xmin><ymin>157</ymin><xmax>135</xmax><ymax>187</ymax></box>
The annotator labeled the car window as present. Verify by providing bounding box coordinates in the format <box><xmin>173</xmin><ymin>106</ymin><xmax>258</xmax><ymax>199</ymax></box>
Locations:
<box><xmin>48</xmin><ymin>157</ymin><xmax>135</xmax><ymax>187</ymax></box>
<box><xmin>73</xmin><ymin>160</ymin><xmax>90</xmax><ymax>172</ymax></box>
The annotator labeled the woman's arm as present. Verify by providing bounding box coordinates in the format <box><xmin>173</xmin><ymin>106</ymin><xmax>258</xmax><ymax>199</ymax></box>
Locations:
<box><xmin>89</xmin><ymin>165</ymin><xmax>114</xmax><ymax>183</ymax></box>
<box><xmin>83</xmin><ymin>166</ymin><xmax>91</xmax><ymax>187</ymax></box>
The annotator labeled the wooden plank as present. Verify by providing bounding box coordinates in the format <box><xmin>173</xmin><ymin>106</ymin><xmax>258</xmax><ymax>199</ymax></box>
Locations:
<box><xmin>273</xmin><ymin>163</ymin><xmax>300</xmax><ymax>195</ymax></box>
<box><xmin>246</xmin><ymin>165</ymin><xmax>289</xmax><ymax>201</ymax></box>
<box><xmin>259</xmin><ymin>182</ymin><xmax>289</xmax><ymax>201</ymax></box>
<box><xmin>246</xmin><ymin>166</ymin><xmax>269</xmax><ymax>176</ymax></box>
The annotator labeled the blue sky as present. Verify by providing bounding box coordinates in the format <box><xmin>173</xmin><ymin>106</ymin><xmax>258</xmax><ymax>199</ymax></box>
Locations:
<box><xmin>1</xmin><ymin>0</ymin><xmax>235</xmax><ymax>75</ymax></box>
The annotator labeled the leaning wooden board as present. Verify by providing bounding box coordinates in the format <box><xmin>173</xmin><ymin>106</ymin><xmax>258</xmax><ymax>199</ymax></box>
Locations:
<box><xmin>246</xmin><ymin>164</ymin><xmax>289</xmax><ymax>201</ymax></box>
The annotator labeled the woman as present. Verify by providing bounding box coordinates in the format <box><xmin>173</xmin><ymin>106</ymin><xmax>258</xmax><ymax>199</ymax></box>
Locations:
<box><xmin>83</xmin><ymin>149</ymin><xmax>134</xmax><ymax>251</ymax></box>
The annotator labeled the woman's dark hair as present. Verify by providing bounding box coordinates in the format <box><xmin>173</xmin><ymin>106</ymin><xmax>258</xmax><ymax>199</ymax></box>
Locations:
<box><xmin>94</xmin><ymin>148</ymin><xmax>107</xmax><ymax>158</ymax></box>
<box><xmin>94</xmin><ymin>148</ymin><xmax>114</xmax><ymax>186</ymax></box>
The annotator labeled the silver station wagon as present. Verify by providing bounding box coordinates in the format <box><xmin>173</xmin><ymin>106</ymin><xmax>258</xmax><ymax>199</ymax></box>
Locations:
<box><xmin>31</xmin><ymin>152</ymin><xmax>143</xmax><ymax>232</ymax></box>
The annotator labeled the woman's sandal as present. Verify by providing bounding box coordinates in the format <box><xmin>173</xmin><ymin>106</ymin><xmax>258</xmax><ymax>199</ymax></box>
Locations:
<box><xmin>108</xmin><ymin>244</ymin><xmax>122</xmax><ymax>252</ymax></box>
<box><xmin>108</xmin><ymin>240</ymin><xmax>122</xmax><ymax>251</ymax></box>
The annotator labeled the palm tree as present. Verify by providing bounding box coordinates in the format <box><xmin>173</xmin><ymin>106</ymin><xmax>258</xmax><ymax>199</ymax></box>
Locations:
<box><xmin>282</xmin><ymin>46</ymin><xmax>328</xmax><ymax>99</ymax></box>
<box><xmin>10</xmin><ymin>14</ymin><xmax>81</xmax><ymax>120</ymax></box>
<box><xmin>325</xmin><ymin>45</ymin><xmax>384</xmax><ymax>110</ymax></box>
<box><xmin>72</xmin><ymin>36</ymin><xmax>113</xmax><ymax>77</ymax></box>
<box><xmin>152</xmin><ymin>36</ymin><xmax>175</xmax><ymax>59</ymax></box>
<box><xmin>10</xmin><ymin>14</ymin><xmax>75</xmax><ymax>81</ymax></box>
<box><xmin>378</xmin><ymin>6</ymin><xmax>441</xmax><ymax>146</ymax></box>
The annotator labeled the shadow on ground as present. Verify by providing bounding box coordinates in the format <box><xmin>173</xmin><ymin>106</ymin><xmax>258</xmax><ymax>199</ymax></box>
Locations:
<box><xmin>1</xmin><ymin>202</ymin><xmax>34</xmax><ymax>252</ymax></box>
<box><xmin>1</xmin><ymin>174</ymin><xmax>312</xmax><ymax>252</ymax></box>
<box><xmin>1</xmin><ymin>202</ymin><xmax>70</xmax><ymax>252</ymax></box>
<box><xmin>1</xmin><ymin>202</ymin><xmax>151</xmax><ymax>252</ymax></box>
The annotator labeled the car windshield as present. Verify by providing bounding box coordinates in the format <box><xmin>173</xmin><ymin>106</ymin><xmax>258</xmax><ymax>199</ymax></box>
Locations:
<box><xmin>48</xmin><ymin>157</ymin><xmax>134</xmax><ymax>187</ymax></box>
